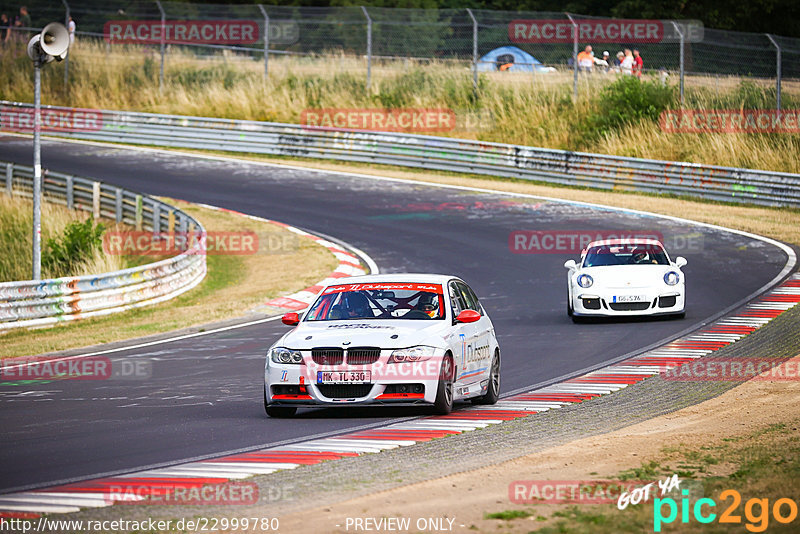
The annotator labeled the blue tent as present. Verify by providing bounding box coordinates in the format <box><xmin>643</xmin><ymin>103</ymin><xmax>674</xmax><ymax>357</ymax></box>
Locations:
<box><xmin>476</xmin><ymin>46</ymin><xmax>555</xmax><ymax>73</ymax></box>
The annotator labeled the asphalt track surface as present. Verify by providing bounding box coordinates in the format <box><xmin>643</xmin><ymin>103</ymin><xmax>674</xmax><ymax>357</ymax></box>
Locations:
<box><xmin>0</xmin><ymin>137</ymin><xmax>791</xmax><ymax>493</ymax></box>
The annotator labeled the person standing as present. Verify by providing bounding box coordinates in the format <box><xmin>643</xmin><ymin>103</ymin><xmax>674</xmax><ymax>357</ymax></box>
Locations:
<box><xmin>612</xmin><ymin>51</ymin><xmax>624</xmax><ymax>72</ymax></box>
<box><xmin>600</xmin><ymin>51</ymin><xmax>611</xmax><ymax>72</ymax></box>
<box><xmin>621</xmin><ymin>49</ymin><xmax>634</xmax><ymax>76</ymax></box>
<box><xmin>16</xmin><ymin>6</ymin><xmax>31</xmax><ymax>29</ymax></box>
<box><xmin>68</xmin><ymin>16</ymin><xmax>75</xmax><ymax>45</ymax></box>
<box><xmin>577</xmin><ymin>45</ymin><xmax>594</xmax><ymax>73</ymax></box>
<box><xmin>1</xmin><ymin>13</ymin><xmax>10</xmax><ymax>44</ymax></box>
<box><xmin>633</xmin><ymin>49</ymin><xmax>643</xmax><ymax>78</ymax></box>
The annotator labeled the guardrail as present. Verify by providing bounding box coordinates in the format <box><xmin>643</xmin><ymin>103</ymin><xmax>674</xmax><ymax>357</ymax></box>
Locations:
<box><xmin>2</xmin><ymin>101</ymin><xmax>799</xmax><ymax>208</ymax></box>
<box><xmin>0</xmin><ymin>160</ymin><xmax>207</xmax><ymax>330</ymax></box>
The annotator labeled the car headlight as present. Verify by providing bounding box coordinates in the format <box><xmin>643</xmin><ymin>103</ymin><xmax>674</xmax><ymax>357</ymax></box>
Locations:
<box><xmin>664</xmin><ymin>271</ymin><xmax>680</xmax><ymax>286</ymax></box>
<box><xmin>577</xmin><ymin>274</ymin><xmax>593</xmax><ymax>288</ymax></box>
<box><xmin>388</xmin><ymin>346</ymin><xmax>437</xmax><ymax>363</ymax></box>
<box><xmin>270</xmin><ymin>347</ymin><xmax>303</xmax><ymax>364</ymax></box>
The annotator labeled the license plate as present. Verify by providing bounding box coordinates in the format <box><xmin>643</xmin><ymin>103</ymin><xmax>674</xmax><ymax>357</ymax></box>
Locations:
<box><xmin>317</xmin><ymin>371</ymin><xmax>371</xmax><ymax>384</ymax></box>
<box><xmin>614</xmin><ymin>295</ymin><xmax>645</xmax><ymax>303</ymax></box>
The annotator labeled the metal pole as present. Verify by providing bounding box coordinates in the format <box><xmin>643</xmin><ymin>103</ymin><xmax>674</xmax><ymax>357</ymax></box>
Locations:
<box><xmin>361</xmin><ymin>6</ymin><xmax>372</xmax><ymax>91</ymax></box>
<box><xmin>61</xmin><ymin>0</ymin><xmax>70</xmax><ymax>89</ymax></box>
<box><xmin>156</xmin><ymin>0</ymin><xmax>165</xmax><ymax>93</ymax></box>
<box><xmin>766</xmin><ymin>34</ymin><xmax>781</xmax><ymax>114</ymax></box>
<box><xmin>671</xmin><ymin>22</ymin><xmax>685</xmax><ymax>107</ymax></box>
<box><xmin>466</xmin><ymin>8</ymin><xmax>478</xmax><ymax>93</ymax></box>
<box><xmin>258</xmin><ymin>5</ymin><xmax>269</xmax><ymax>80</ymax></box>
<box><xmin>32</xmin><ymin>63</ymin><xmax>42</xmax><ymax>280</ymax></box>
<box><xmin>565</xmin><ymin>13</ymin><xmax>577</xmax><ymax>101</ymax></box>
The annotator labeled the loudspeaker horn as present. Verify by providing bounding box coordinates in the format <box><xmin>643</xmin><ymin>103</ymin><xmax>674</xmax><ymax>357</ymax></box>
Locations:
<box><xmin>40</xmin><ymin>22</ymin><xmax>70</xmax><ymax>60</ymax></box>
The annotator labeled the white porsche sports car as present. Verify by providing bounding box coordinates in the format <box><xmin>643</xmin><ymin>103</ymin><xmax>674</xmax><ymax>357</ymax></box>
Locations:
<box><xmin>564</xmin><ymin>238</ymin><xmax>687</xmax><ymax>321</ymax></box>
<box><xmin>264</xmin><ymin>274</ymin><xmax>501</xmax><ymax>417</ymax></box>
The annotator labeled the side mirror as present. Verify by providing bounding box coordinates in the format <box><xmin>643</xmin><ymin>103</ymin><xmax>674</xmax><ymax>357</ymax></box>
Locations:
<box><xmin>455</xmin><ymin>309</ymin><xmax>481</xmax><ymax>323</ymax></box>
<box><xmin>281</xmin><ymin>312</ymin><xmax>300</xmax><ymax>326</ymax></box>
<box><xmin>564</xmin><ymin>259</ymin><xmax>577</xmax><ymax>270</ymax></box>
<box><xmin>675</xmin><ymin>256</ymin><xmax>687</xmax><ymax>268</ymax></box>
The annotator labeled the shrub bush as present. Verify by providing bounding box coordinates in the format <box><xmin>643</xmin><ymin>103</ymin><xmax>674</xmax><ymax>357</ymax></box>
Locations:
<box><xmin>42</xmin><ymin>218</ymin><xmax>106</xmax><ymax>279</ymax></box>
<box><xmin>581</xmin><ymin>76</ymin><xmax>675</xmax><ymax>141</ymax></box>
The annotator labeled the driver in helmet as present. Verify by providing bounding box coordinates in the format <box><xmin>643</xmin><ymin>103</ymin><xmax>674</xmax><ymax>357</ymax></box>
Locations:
<box><xmin>631</xmin><ymin>247</ymin><xmax>655</xmax><ymax>264</ymax></box>
<box><xmin>342</xmin><ymin>292</ymin><xmax>372</xmax><ymax>319</ymax></box>
<box><xmin>414</xmin><ymin>293</ymin><xmax>439</xmax><ymax>318</ymax></box>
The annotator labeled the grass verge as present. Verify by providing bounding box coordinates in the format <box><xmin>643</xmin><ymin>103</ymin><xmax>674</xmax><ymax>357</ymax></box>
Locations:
<box><xmin>2</xmin><ymin>40</ymin><xmax>799</xmax><ymax>173</ymax></box>
<box><xmin>0</xmin><ymin>198</ymin><xmax>339</xmax><ymax>359</ymax></box>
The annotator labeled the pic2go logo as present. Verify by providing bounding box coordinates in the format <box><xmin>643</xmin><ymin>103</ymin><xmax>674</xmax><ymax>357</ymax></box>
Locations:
<box><xmin>654</xmin><ymin>489</ymin><xmax>799</xmax><ymax>532</ymax></box>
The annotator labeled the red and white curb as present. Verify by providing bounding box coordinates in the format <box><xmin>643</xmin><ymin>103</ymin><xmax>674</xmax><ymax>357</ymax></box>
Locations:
<box><xmin>2</xmin><ymin>273</ymin><xmax>797</xmax><ymax>518</ymax></box>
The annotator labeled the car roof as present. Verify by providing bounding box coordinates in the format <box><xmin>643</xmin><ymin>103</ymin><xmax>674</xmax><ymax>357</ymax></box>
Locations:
<box><xmin>324</xmin><ymin>273</ymin><xmax>459</xmax><ymax>286</ymax></box>
<box><xmin>586</xmin><ymin>238</ymin><xmax>665</xmax><ymax>248</ymax></box>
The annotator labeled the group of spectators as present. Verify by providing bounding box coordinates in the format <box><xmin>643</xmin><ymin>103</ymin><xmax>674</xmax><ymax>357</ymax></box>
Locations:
<box><xmin>576</xmin><ymin>45</ymin><xmax>643</xmax><ymax>77</ymax></box>
<box><xmin>1</xmin><ymin>6</ymin><xmax>31</xmax><ymax>43</ymax></box>
<box><xmin>1</xmin><ymin>6</ymin><xmax>76</xmax><ymax>46</ymax></box>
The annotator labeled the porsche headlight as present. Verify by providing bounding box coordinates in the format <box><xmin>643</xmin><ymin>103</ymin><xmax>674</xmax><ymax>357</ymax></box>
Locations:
<box><xmin>664</xmin><ymin>271</ymin><xmax>680</xmax><ymax>286</ymax></box>
<box><xmin>270</xmin><ymin>347</ymin><xmax>303</xmax><ymax>364</ymax></box>
<box><xmin>388</xmin><ymin>346</ymin><xmax>437</xmax><ymax>363</ymax></box>
<box><xmin>577</xmin><ymin>274</ymin><xmax>594</xmax><ymax>288</ymax></box>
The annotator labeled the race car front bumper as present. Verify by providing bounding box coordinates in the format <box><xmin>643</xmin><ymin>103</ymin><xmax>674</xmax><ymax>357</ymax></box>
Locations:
<box><xmin>572</xmin><ymin>290</ymin><xmax>684</xmax><ymax>317</ymax></box>
<box><xmin>264</xmin><ymin>359</ymin><xmax>443</xmax><ymax>407</ymax></box>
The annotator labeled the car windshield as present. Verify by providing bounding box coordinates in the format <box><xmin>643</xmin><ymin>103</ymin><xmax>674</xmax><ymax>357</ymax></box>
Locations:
<box><xmin>583</xmin><ymin>243</ymin><xmax>669</xmax><ymax>267</ymax></box>
<box><xmin>305</xmin><ymin>283</ymin><xmax>446</xmax><ymax>321</ymax></box>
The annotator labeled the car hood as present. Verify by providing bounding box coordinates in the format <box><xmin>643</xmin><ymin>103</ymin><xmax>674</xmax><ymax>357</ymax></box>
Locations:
<box><xmin>275</xmin><ymin>320</ymin><xmax>450</xmax><ymax>350</ymax></box>
<box><xmin>579</xmin><ymin>264</ymin><xmax>679</xmax><ymax>289</ymax></box>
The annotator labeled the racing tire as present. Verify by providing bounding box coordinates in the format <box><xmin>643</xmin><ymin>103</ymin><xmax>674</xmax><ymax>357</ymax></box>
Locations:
<box><xmin>264</xmin><ymin>386</ymin><xmax>297</xmax><ymax>418</ymax></box>
<box><xmin>567</xmin><ymin>293</ymin><xmax>574</xmax><ymax>317</ymax></box>
<box><xmin>472</xmin><ymin>351</ymin><xmax>500</xmax><ymax>405</ymax></box>
<box><xmin>433</xmin><ymin>354</ymin><xmax>454</xmax><ymax>415</ymax></box>
<box><xmin>571</xmin><ymin>314</ymin><xmax>585</xmax><ymax>324</ymax></box>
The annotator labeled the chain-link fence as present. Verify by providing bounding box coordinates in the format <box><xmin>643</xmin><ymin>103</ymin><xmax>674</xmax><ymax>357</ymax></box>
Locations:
<box><xmin>1</xmin><ymin>1</ymin><xmax>798</xmax><ymax>105</ymax></box>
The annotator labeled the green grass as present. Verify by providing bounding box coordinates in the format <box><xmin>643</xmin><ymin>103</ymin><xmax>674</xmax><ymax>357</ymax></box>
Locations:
<box><xmin>485</xmin><ymin>509</ymin><xmax>532</xmax><ymax>520</ymax></box>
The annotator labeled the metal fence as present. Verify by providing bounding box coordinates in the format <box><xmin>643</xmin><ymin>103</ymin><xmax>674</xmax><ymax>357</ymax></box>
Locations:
<box><xmin>0</xmin><ymin>159</ymin><xmax>207</xmax><ymax>329</ymax></box>
<box><xmin>3</xmin><ymin>100</ymin><xmax>799</xmax><ymax>209</ymax></box>
<box><xmin>0</xmin><ymin>1</ymin><xmax>797</xmax><ymax>103</ymax></box>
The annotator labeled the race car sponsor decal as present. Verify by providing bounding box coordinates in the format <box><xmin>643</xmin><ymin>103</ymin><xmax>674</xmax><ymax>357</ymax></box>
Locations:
<box><xmin>322</xmin><ymin>283</ymin><xmax>444</xmax><ymax>295</ymax></box>
<box><xmin>326</xmin><ymin>324</ymin><xmax>396</xmax><ymax>329</ymax></box>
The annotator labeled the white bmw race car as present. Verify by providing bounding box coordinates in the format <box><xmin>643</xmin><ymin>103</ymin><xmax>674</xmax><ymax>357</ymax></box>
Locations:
<box><xmin>264</xmin><ymin>274</ymin><xmax>501</xmax><ymax>417</ymax></box>
<box><xmin>564</xmin><ymin>239</ymin><xmax>687</xmax><ymax>321</ymax></box>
